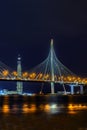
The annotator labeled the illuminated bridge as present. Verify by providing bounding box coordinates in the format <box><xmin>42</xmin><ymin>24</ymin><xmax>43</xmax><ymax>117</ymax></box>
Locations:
<box><xmin>0</xmin><ymin>39</ymin><xmax>87</xmax><ymax>94</ymax></box>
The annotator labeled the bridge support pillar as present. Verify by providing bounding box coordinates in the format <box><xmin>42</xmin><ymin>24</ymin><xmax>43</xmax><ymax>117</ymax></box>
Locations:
<box><xmin>80</xmin><ymin>85</ymin><xmax>83</xmax><ymax>94</ymax></box>
<box><xmin>50</xmin><ymin>39</ymin><xmax>55</xmax><ymax>94</ymax></box>
<box><xmin>70</xmin><ymin>85</ymin><xmax>74</xmax><ymax>95</ymax></box>
<box><xmin>51</xmin><ymin>82</ymin><xmax>55</xmax><ymax>94</ymax></box>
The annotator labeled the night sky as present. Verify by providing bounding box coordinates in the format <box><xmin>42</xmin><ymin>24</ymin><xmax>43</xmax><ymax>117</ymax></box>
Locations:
<box><xmin>0</xmin><ymin>0</ymin><xmax>87</xmax><ymax>92</ymax></box>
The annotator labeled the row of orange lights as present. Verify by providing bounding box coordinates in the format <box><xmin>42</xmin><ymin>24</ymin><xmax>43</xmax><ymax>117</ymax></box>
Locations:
<box><xmin>1</xmin><ymin>70</ymin><xmax>87</xmax><ymax>84</ymax></box>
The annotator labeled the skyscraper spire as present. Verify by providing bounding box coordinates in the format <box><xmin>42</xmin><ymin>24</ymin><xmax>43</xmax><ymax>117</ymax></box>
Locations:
<box><xmin>16</xmin><ymin>55</ymin><xmax>23</xmax><ymax>94</ymax></box>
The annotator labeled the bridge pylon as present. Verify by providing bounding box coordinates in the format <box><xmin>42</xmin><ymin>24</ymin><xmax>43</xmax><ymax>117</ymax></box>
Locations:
<box><xmin>50</xmin><ymin>39</ymin><xmax>55</xmax><ymax>94</ymax></box>
<box><xmin>16</xmin><ymin>55</ymin><xmax>23</xmax><ymax>94</ymax></box>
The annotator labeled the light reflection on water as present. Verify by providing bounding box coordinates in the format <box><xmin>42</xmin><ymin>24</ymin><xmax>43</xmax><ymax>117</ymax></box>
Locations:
<box><xmin>1</xmin><ymin>98</ymin><xmax>87</xmax><ymax>114</ymax></box>
<box><xmin>0</xmin><ymin>96</ymin><xmax>87</xmax><ymax>130</ymax></box>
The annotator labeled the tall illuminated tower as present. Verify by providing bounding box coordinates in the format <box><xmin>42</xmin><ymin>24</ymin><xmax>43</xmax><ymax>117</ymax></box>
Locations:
<box><xmin>50</xmin><ymin>39</ymin><xmax>55</xmax><ymax>94</ymax></box>
<box><xmin>16</xmin><ymin>55</ymin><xmax>23</xmax><ymax>94</ymax></box>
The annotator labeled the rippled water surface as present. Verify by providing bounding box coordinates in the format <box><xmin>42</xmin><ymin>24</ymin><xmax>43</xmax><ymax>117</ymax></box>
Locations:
<box><xmin>0</xmin><ymin>95</ymin><xmax>87</xmax><ymax>130</ymax></box>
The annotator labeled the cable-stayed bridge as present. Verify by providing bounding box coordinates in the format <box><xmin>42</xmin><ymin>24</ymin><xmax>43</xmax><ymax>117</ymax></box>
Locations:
<box><xmin>0</xmin><ymin>39</ymin><xmax>87</xmax><ymax>94</ymax></box>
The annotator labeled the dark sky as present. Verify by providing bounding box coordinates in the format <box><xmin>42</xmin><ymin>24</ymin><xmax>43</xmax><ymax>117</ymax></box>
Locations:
<box><xmin>0</xmin><ymin>0</ymin><xmax>87</xmax><ymax>78</ymax></box>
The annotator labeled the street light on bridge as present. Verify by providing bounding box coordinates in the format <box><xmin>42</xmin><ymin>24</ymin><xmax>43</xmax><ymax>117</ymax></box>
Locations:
<box><xmin>2</xmin><ymin>70</ymin><xmax>9</xmax><ymax>77</ymax></box>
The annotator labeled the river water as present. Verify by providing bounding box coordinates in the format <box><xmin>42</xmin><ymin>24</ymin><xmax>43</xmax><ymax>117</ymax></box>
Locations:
<box><xmin>0</xmin><ymin>95</ymin><xmax>87</xmax><ymax>130</ymax></box>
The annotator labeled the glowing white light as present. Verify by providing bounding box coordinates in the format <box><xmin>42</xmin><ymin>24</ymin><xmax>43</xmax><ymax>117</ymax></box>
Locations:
<box><xmin>50</xmin><ymin>104</ymin><xmax>57</xmax><ymax>109</ymax></box>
